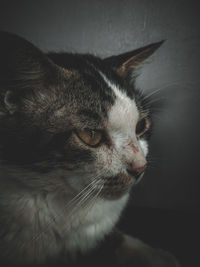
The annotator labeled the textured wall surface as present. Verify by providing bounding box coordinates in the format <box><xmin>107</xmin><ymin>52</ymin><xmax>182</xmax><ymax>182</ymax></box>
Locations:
<box><xmin>0</xmin><ymin>0</ymin><xmax>200</xmax><ymax>210</ymax></box>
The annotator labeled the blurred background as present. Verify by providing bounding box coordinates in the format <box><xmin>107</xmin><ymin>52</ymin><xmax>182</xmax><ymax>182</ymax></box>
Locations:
<box><xmin>0</xmin><ymin>1</ymin><xmax>199</xmax><ymax>266</ymax></box>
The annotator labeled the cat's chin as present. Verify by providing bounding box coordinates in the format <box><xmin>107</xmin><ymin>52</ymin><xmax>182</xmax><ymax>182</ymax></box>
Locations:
<box><xmin>100</xmin><ymin>173</ymin><xmax>136</xmax><ymax>200</ymax></box>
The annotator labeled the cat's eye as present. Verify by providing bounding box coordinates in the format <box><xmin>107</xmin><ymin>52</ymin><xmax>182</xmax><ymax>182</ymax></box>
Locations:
<box><xmin>136</xmin><ymin>117</ymin><xmax>150</xmax><ymax>137</ymax></box>
<box><xmin>76</xmin><ymin>129</ymin><xmax>103</xmax><ymax>147</ymax></box>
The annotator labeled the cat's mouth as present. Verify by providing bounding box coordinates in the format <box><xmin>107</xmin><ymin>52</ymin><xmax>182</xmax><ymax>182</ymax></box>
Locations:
<box><xmin>100</xmin><ymin>173</ymin><xmax>135</xmax><ymax>200</ymax></box>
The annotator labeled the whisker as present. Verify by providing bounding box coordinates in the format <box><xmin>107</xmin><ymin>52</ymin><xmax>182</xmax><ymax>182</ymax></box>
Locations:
<box><xmin>143</xmin><ymin>88</ymin><xmax>164</xmax><ymax>100</ymax></box>
<box><xmin>61</xmin><ymin>181</ymin><xmax>103</xmax><ymax>233</ymax></box>
<box><xmin>68</xmin><ymin>180</ymin><xmax>102</xmax><ymax>215</ymax></box>
<box><xmin>145</xmin><ymin>97</ymin><xmax>167</xmax><ymax>105</ymax></box>
<box><xmin>64</xmin><ymin>178</ymin><xmax>101</xmax><ymax>209</ymax></box>
<box><xmin>83</xmin><ymin>184</ymin><xmax>104</xmax><ymax>218</ymax></box>
<box><xmin>18</xmin><ymin>177</ymin><xmax>102</xmax><ymax>250</ymax></box>
<box><xmin>143</xmin><ymin>81</ymin><xmax>186</xmax><ymax>101</ymax></box>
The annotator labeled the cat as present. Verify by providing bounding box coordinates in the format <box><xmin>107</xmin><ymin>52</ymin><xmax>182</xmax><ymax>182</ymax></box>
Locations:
<box><xmin>0</xmin><ymin>31</ymin><xmax>180</xmax><ymax>267</ymax></box>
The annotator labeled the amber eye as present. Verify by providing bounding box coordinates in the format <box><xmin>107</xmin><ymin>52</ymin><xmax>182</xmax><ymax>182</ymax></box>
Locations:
<box><xmin>76</xmin><ymin>129</ymin><xmax>103</xmax><ymax>147</ymax></box>
<box><xmin>136</xmin><ymin>117</ymin><xmax>150</xmax><ymax>137</ymax></box>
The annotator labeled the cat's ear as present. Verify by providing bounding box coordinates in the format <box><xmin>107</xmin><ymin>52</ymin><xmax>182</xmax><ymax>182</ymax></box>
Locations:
<box><xmin>104</xmin><ymin>41</ymin><xmax>164</xmax><ymax>80</ymax></box>
<box><xmin>0</xmin><ymin>31</ymin><xmax>58</xmax><ymax>114</ymax></box>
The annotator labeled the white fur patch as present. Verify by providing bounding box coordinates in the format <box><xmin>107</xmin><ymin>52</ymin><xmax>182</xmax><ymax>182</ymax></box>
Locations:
<box><xmin>139</xmin><ymin>138</ymin><xmax>149</xmax><ymax>157</ymax></box>
<box><xmin>98</xmin><ymin>71</ymin><xmax>148</xmax><ymax>172</ymax></box>
<box><xmin>65</xmin><ymin>194</ymin><xmax>129</xmax><ymax>253</ymax></box>
<box><xmin>99</xmin><ymin>71</ymin><xmax>139</xmax><ymax>135</ymax></box>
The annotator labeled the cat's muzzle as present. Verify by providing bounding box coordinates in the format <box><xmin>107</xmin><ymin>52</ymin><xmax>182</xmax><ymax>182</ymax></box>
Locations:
<box><xmin>100</xmin><ymin>173</ymin><xmax>136</xmax><ymax>200</ymax></box>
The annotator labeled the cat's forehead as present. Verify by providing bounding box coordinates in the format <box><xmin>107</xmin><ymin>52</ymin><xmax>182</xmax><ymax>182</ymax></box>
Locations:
<box><xmin>108</xmin><ymin>86</ymin><xmax>139</xmax><ymax>131</ymax></box>
<box><xmin>64</xmin><ymin>69</ymin><xmax>139</xmax><ymax>130</ymax></box>
<box><xmin>99</xmin><ymin>72</ymin><xmax>139</xmax><ymax>131</ymax></box>
<box><xmin>52</xmin><ymin>66</ymin><xmax>139</xmax><ymax>131</ymax></box>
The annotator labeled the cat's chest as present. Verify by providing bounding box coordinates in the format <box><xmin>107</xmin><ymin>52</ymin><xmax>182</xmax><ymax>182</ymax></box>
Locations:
<box><xmin>7</xmin><ymin>192</ymin><xmax>128</xmax><ymax>257</ymax></box>
<box><xmin>64</xmin><ymin>195</ymin><xmax>129</xmax><ymax>253</ymax></box>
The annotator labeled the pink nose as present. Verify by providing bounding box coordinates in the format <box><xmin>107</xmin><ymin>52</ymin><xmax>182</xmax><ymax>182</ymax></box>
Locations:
<box><xmin>127</xmin><ymin>163</ymin><xmax>147</xmax><ymax>178</ymax></box>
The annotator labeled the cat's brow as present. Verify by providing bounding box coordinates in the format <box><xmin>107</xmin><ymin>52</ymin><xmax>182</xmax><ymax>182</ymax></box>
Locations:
<box><xmin>77</xmin><ymin>109</ymin><xmax>103</xmax><ymax>123</ymax></box>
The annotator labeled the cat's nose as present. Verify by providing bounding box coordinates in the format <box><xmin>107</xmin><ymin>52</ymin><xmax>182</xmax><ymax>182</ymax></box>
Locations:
<box><xmin>127</xmin><ymin>163</ymin><xmax>147</xmax><ymax>178</ymax></box>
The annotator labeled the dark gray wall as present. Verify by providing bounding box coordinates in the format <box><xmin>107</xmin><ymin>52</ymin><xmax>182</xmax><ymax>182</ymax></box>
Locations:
<box><xmin>1</xmin><ymin>0</ymin><xmax>200</xmax><ymax>211</ymax></box>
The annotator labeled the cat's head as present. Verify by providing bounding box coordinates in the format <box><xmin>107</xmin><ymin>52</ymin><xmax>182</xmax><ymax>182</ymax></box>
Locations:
<box><xmin>0</xmin><ymin>31</ymin><xmax>163</xmax><ymax>200</ymax></box>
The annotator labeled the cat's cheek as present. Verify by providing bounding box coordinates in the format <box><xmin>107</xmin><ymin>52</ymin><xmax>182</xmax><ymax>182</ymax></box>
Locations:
<box><xmin>95</xmin><ymin>146</ymin><xmax>123</xmax><ymax>176</ymax></box>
